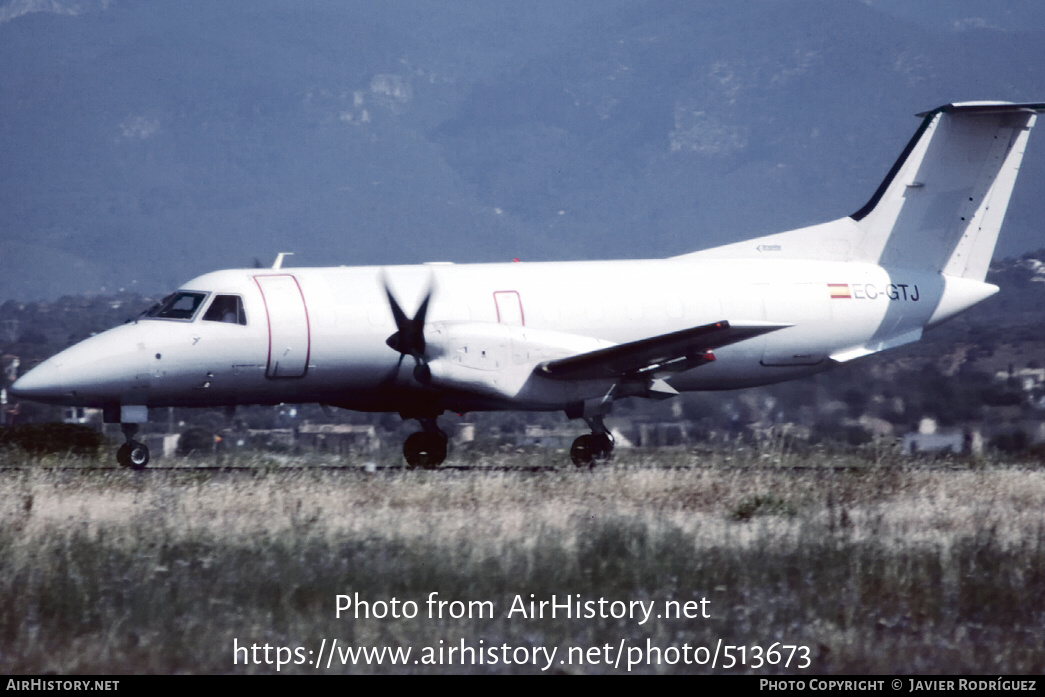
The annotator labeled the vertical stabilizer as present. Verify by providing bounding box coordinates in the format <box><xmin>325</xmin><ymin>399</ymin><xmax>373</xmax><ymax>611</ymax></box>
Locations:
<box><xmin>680</xmin><ymin>102</ymin><xmax>1043</xmax><ymax>271</ymax></box>
<box><xmin>851</xmin><ymin>102</ymin><xmax>1043</xmax><ymax>281</ymax></box>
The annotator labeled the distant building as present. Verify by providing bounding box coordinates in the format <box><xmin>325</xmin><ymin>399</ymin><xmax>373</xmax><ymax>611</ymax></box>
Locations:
<box><xmin>296</xmin><ymin>424</ymin><xmax>380</xmax><ymax>453</ymax></box>
<box><xmin>902</xmin><ymin>428</ymin><xmax>982</xmax><ymax>456</ymax></box>
<box><xmin>63</xmin><ymin>406</ymin><xmax>103</xmax><ymax>425</ymax></box>
<box><xmin>246</xmin><ymin>428</ymin><xmax>297</xmax><ymax>450</ymax></box>
<box><xmin>142</xmin><ymin>433</ymin><xmax>181</xmax><ymax>460</ymax></box>
<box><xmin>633</xmin><ymin>421</ymin><xmax>689</xmax><ymax>447</ymax></box>
<box><xmin>516</xmin><ymin>427</ymin><xmax>576</xmax><ymax>449</ymax></box>
<box><xmin>995</xmin><ymin>367</ymin><xmax>1045</xmax><ymax>392</ymax></box>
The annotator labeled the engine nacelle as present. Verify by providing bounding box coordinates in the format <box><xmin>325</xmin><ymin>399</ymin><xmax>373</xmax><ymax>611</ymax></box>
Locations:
<box><xmin>424</xmin><ymin>322</ymin><xmax>613</xmax><ymax>401</ymax></box>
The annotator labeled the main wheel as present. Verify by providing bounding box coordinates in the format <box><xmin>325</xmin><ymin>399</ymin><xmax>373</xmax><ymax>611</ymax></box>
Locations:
<box><xmin>117</xmin><ymin>440</ymin><xmax>150</xmax><ymax>470</ymax></box>
<box><xmin>403</xmin><ymin>432</ymin><xmax>447</xmax><ymax>469</ymax></box>
<box><xmin>570</xmin><ymin>434</ymin><xmax>596</xmax><ymax>466</ymax></box>
<box><xmin>570</xmin><ymin>433</ymin><xmax>613</xmax><ymax>467</ymax></box>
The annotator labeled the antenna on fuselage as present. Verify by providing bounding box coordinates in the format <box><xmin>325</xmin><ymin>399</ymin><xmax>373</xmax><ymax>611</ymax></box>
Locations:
<box><xmin>272</xmin><ymin>252</ymin><xmax>294</xmax><ymax>269</ymax></box>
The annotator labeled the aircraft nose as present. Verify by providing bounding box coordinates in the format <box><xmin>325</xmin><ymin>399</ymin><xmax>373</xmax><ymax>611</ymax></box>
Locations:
<box><xmin>9</xmin><ymin>324</ymin><xmax>153</xmax><ymax>405</ymax></box>
<box><xmin>10</xmin><ymin>359</ymin><xmax>70</xmax><ymax>402</ymax></box>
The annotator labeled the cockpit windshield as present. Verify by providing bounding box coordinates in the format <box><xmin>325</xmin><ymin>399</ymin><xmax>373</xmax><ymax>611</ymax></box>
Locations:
<box><xmin>202</xmin><ymin>295</ymin><xmax>247</xmax><ymax>325</ymax></box>
<box><xmin>146</xmin><ymin>291</ymin><xmax>208</xmax><ymax>321</ymax></box>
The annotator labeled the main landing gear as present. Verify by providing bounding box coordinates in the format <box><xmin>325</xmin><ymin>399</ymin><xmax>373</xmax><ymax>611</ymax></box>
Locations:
<box><xmin>116</xmin><ymin>423</ymin><xmax>150</xmax><ymax>470</ymax></box>
<box><xmin>402</xmin><ymin>417</ymin><xmax>448</xmax><ymax>469</ymax></box>
<box><xmin>570</xmin><ymin>415</ymin><xmax>614</xmax><ymax>467</ymax></box>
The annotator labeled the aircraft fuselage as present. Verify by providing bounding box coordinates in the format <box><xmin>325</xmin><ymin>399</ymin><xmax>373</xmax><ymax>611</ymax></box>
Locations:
<box><xmin>12</xmin><ymin>257</ymin><xmax>982</xmax><ymax>416</ymax></box>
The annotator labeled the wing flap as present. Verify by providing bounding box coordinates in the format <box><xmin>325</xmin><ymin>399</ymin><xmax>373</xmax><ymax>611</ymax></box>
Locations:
<box><xmin>537</xmin><ymin>320</ymin><xmax>788</xmax><ymax>381</ymax></box>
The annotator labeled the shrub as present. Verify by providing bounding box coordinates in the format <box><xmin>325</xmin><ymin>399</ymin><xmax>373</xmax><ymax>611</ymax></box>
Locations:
<box><xmin>0</xmin><ymin>423</ymin><xmax>103</xmax><ymax>457</ymax></box>
<box><xmin>176</xmin><ymin>427</ymin><xmax>216</xmax><ymax>456</ymax></box>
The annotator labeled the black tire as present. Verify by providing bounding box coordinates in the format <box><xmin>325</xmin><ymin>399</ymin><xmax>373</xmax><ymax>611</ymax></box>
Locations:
<box><xmin>403</xmin><ymin>432</ymin><xmax>447</xmax><ymax>469</ymax></box>
<box><xmin>570</xmin><ymin>434</ymin><xmax>596</xmax><ymax>466</ymax></box>
<box><xmin>592</xmin><ymin>433</ymin><xmax>614</xmax><ymax>460</ymax></box>
<box><xmin>117</xmin><ymin>440</ymin><xmax>150</xmax><ymax>470</ymax></box>
<box><xmin>571</xmin><ymin>433</ymin><xmax>613</xmax><ymax>467</ymax></box>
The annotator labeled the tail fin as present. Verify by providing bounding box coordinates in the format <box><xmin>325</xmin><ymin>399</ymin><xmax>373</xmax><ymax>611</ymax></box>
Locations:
<box><xmin>851</xmin><ymin>102</ymin><xmax>1043</xmax><ymax>281</ymax></box>
<box><xmin>685</xmin><ymin>102</ymin><xmax>1043</xmax><ymax>278</ymax></box>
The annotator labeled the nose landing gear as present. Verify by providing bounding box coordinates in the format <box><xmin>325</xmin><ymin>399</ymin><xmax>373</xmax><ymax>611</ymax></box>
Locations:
<box><xmin>116</xmin><ymin>423</ymin><xmax>150</xmax><ymax>470</ymax></box>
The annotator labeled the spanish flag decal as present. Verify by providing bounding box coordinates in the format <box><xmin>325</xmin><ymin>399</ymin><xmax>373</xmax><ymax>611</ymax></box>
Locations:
<box><xmin>828</xmin><ymin>283</ymin><xmax>851</xmax><ymax>299</ymax></box>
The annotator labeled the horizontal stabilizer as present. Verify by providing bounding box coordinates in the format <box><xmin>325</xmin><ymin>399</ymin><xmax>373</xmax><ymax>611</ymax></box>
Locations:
<box><xmin>537</xmin><ymin>320</ymin><xmax>787</xmax><ymax>380</ymax></box>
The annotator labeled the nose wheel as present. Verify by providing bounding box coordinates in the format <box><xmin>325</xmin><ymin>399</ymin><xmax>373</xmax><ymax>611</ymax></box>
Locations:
<box><xmin>117</xmin><ymin>441</ymin><xmax>150</xmax><ymax>469</ymax></box>
<box><xmin>116</xmin><ymin>423</ymin><xmax>150</xmax><ymax>470</ymax></box>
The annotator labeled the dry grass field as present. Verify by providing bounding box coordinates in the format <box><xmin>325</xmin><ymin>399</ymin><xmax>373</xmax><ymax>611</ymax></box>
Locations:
<box><xmin>0</xmin><ymin>446</ymin><xmax>1043</xmax><ymax>674</ymax></box>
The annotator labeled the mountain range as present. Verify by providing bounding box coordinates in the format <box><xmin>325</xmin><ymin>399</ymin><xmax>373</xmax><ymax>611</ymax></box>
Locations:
<box><xmin>2</xmin><ymin>0</ymin><xmax>1044</xmax><ymax>299</ymax></box>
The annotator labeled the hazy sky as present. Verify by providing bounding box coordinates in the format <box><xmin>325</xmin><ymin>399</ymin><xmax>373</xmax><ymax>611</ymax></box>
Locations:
<box><xmin>1</xmin><ymin>1</ymin><xmax>1043</xmax><ymax>299</ymax></box>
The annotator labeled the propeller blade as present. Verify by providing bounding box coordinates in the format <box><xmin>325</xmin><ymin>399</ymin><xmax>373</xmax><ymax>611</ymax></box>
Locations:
<box><xmin>380</xmin><ymin>272</ymin><xmax>434</xmax><ymax>359</ymax></box>
<box><xmin>384</xmin><ymin>284</ymin><xmax>409</xmax><ymax>333</ymax></box>
<box><xmin>379</xmin><ymin>272</ymin><xmax>436</xmax><ymax>385</ymax></box>
<box><xmin>413</xmin><ymin>292</ymin><xmax>431</xmax><ymax>331</ymax></box>
<box><xmin>378</xmin><ymin>352</ymin><xmax>408</xmax><ymax>387</ymax></box>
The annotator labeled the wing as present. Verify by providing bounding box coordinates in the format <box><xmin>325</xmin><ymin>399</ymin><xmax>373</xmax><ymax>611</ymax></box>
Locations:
<box><xmin>536</xmin><ymin>320</ymin><xmax>788</xmax><ymax>381</ymax></box>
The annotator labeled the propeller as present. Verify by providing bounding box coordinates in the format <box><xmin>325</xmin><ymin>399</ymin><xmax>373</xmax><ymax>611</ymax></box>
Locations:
<box><xmin>380</xmin><ymin>272</ymin><xmax>435</xmax><ymax>385</ymax></box>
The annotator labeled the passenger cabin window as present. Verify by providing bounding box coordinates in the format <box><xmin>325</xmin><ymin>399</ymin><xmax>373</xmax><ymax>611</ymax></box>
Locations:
<box><xmin>203</xmin><ymin>295</ymin><xmax>247</xmax><ymax>325</ymax></box>
<box><xmin>147</xmin><ymin>292</ymin><xmax>208</xmax><ymax>321</ymax></box>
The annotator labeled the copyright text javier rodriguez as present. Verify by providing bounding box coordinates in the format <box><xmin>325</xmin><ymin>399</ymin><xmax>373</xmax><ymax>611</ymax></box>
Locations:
<box><xmin>232</xmin><ymin>591</ymin><xmax>813</xmax><ymax>672</ymax></box>
<box><xmin>760</xmin><ymin>679</ymin><xmax>1039</xmax><ymax>692</ymax></box>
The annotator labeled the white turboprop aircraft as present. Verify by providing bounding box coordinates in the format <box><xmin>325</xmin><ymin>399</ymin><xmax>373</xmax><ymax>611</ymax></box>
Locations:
<box><xmin>11</xmin><ymin>102</ymin><xmax>1044</xmax><ymax>468</ymax></box>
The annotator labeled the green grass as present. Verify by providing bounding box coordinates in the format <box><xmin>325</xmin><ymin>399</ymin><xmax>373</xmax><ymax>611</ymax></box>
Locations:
<box><xmin>0</xmin><ymin>448</ymin><xmax>1043</xmax><ymax>673</ymax></box>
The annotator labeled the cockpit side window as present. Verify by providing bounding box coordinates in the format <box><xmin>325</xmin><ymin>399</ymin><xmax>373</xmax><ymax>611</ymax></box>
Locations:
<box><xmin>202</xmin><ymin>295</ymin><xmax>247</xmax><ymax>325</ymax></box>
<box><xmin>146</xmin><ymin>291</ymin><xmax>208</xmax><ymax>321</ymax></box>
